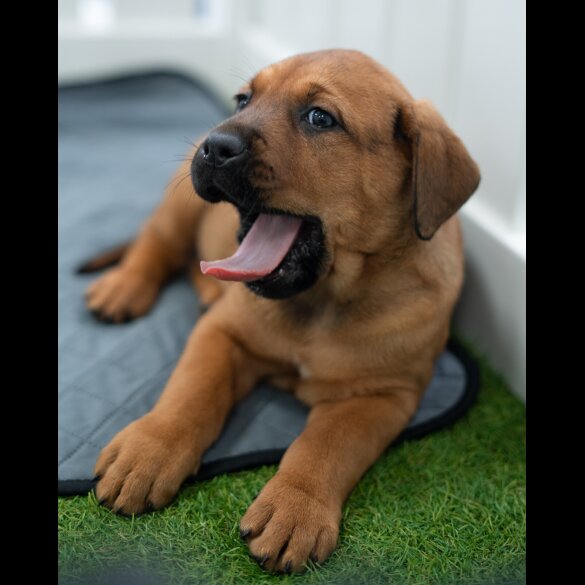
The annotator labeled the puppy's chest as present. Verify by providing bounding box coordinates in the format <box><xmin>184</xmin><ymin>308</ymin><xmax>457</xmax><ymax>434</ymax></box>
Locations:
<box><xmin>293</xmin><ymin>353</ymin><xmax>312</xmax><ymax>380</ymax></box>
<box><xmin>253</xmin><ymin>327</ymin><xmax>361</xmax><ymax>382</ymax></box>
<box><xmin>243</xmin><ymin>297</ymin><xmax>384</xmax><ymax>382</ymax></box>
<box><xmin>289</xmin><ymin>338</ymin><xmax>365</xmax><ymax>381</ymax></box>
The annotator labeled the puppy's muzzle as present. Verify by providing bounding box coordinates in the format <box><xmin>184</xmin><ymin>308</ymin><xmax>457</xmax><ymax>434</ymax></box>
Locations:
<box><xmin>191</xmin><ymin>130</ymin><xmax>253</xmax><ymax>206</ymax></box>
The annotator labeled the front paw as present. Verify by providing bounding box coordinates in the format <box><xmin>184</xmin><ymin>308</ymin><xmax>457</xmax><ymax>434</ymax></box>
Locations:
<box><xmin>85</xmin><ymin>266</ymin><xmax>159</xmax><ymax>323</ymax></box>
<box><xmin>239</xmin><ymin>473</ymin><xmax>340</xmax><ymax>573</ymax></box>
<box><xmin>94</xmin><ymin>415</ymin><xmax>201</xmax><ymax>515</ymax></box>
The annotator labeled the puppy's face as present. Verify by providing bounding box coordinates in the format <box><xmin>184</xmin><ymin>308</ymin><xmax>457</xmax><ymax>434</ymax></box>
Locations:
<box><xmin>192</xmin><ymin>50</ymin><xmax>480</xmax><ymax>299</ymax></box>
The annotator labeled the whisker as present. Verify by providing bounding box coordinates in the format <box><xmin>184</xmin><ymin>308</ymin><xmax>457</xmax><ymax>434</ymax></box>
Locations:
<box><xmin>178</xmin><ymin>136</ymin><xmax>198</xmax><ymax>149</ymax></box>
<box><xmin>165</xmin><ymin>170</ymin><xmax>192</xmax><ymax>197</ymax></box>
<box><xmin>224</xmin><ymin>69</ymin><xmax>249</xmax><ymax>84</ymax></box>
<box><xmin>164</xmin><ymin>169</ymin><xmax>200</xmax><ymax>213</ymax></box>
<box><xmin>237</xmin><ymin>52</ymin><xmax>260</xmax><ymax>79</ymax></box>
<box><xmin>165</xmin><ymin>155</ymin><xmax>193</xmax><ymax>163</ymax></box>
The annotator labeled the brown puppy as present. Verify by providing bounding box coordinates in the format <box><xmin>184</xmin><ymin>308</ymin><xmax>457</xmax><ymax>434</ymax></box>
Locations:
<box><xmin>86</xmin><ymin>49</ymin><xmax>480</xmax><ymax>573</ymax></box>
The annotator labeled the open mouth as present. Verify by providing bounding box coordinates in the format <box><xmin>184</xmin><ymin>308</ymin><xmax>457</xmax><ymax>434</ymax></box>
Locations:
<box><xmin>200</xmin><ymin>207</ymin><xmax>326</xmax><ymax>299</ymax></box>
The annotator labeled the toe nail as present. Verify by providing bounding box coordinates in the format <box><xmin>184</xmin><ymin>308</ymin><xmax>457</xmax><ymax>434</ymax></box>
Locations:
<box><xmin>252</xmin><ymin>554</ymin><xmax>269</xmax><ymax>567</ymax></box>
<box><xmin>113</xmin><ymin>507</ymin><xmax>130</xmax><ymax>517</ymax></box>
<box><xmin>284</xmin><ymin>560</ymin><xmax>292</xmax><ymax>574</ymax></box>
<box><xmin>97</xmin><ymin>312</ymin><xmax>114</xmax><ymax>323</ymax></box>
<box><xmin>310</xmin><ymin>554</ymin><xmax>320</xmax><ymax>564</ymax></box>
<box><xmin>239</xmin><ymin>528</ymin><xmax>251</xmax><ymax>539</ymax></box>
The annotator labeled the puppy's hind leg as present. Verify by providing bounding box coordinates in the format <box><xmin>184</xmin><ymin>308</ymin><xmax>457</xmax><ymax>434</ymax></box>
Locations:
<box><xmin>77</xmin><ymin>241</ymin><xmax>133</xmax><ymax>274</ymax></box>
<box><xmin>84</xmin><ymin>155</ymin><xmax>207</xmax><ymax>323</ymax></box>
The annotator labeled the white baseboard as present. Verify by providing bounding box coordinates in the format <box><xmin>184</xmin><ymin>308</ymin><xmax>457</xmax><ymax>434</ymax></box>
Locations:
<box><xmin>58</xmin><ymin>26</ymin><xmax>236</xmax><ymax>109</ymax></box>
<box><xmin>456</xmin><ymin>201</ymin><xmax>526</xmax><ymax>401</ymax></box>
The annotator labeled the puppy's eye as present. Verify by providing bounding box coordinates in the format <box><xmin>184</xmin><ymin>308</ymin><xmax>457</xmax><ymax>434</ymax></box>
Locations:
<box><xmin>234</xmin><ymin>93</ymin><xmax>251</xmax><ymax>112</ymax></box>
<box><xmin>305</xmin><ymin>108</ymin><xmax>336</xmax><ymax>129</ymax></box>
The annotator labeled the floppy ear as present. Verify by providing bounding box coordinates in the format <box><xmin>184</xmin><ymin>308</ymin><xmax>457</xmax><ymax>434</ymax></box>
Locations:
<box><xmin>399</xmin><ymin>100</ymin><xmax>481</xmax><ymax>240</ymax></box>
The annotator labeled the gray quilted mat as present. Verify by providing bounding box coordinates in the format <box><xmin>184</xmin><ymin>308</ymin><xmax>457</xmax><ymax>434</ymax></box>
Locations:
<box><xmin>58</xmin><ymin>73</ymin><xmax>478</xmax><ymax>495</ymax></box>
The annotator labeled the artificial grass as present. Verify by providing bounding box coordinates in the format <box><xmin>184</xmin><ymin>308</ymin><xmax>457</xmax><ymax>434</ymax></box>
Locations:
<box><xmin>58</xmin><ymin>346</ymin><xmax>525</xmax><ymax>585</ymax></box>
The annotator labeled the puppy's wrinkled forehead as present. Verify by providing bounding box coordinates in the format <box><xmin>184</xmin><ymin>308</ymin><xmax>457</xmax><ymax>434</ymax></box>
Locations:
<box><xmin>240</xmin><ymin>50</ymin><xmax>413</xmax><ymax>138</ymax></box>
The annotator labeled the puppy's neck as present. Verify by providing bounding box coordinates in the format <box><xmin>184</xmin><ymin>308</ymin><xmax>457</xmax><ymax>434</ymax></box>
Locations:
<box><xmin>328</xmin><ymin>239</ymin><xmax>416</xmax><ymax>301</ymax></box>
<box><xmin>328</xmin><ymin>247</ymin><xmax>368</xmax><ymax>302</ymax></box>
<box><xmin>325</xmin><ymin>205</ymin><xmax>417</xmax><ymax>303</ymax></box>
<box><xmin>279</xmin><ymin>236</ymin><xmax>418</xmax><ymax>326</ymax></box>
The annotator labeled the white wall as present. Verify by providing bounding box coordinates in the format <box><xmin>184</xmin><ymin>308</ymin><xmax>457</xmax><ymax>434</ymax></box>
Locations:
<box><xmin>59</xmin><ymin>0</ymin><xmax>526</xmax><ymax>400</ymax></box>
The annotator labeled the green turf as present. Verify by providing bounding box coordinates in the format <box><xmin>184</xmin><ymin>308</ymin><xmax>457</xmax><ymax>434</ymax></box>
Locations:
<box><xmin>58</xmin><ymin>345</ymin><xmax>526</xmax><ymax>585</ymax></box>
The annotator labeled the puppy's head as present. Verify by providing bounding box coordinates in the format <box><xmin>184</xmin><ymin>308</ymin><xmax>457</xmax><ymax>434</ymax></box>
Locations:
<box><xmin>192</xmin><ymin>49</ymin><xmax>480</xmax><ymax>300</ymax></box>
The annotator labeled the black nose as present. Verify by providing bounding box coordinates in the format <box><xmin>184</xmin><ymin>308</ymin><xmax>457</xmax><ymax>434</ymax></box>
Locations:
<box><xmin>201</xmin><ymin>132</ymin><xmax>245</xmax><ymax>167</ymax></box>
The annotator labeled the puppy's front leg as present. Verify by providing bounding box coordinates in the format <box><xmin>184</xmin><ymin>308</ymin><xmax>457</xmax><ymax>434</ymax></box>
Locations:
<box><xmin>94</xmin><ymin>311</ymin><xmax>258</xmax><ymax>515</ymax></box>
<box><xmin>241</xmin><ymin>391</ymin><xmax>419</xmax><ymax>573</ymax></box>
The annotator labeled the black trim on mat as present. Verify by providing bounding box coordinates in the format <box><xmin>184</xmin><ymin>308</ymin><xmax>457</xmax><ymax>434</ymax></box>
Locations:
<box><xmin>395</xmin><ymin>338</ymin><xmax>480</xmax><ymax>443</ymax></box>
<box><xmin>58</xmin><ymin>338</ymin><xmax>479</xmax><ymax>497</ymax></box>
<box><xmin>59</xmin><ymin>479</ymin><xmax>99</xmax><ymax>497</ymax></box>
<box><xmin>57</xmin><ymin>450</ymin><xmax>286</xmax><ymax>497</ymax></box>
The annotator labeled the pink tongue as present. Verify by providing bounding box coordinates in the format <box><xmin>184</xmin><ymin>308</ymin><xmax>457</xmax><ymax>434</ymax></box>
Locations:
<box><xmin>200</xmin><ymin>213</ymin><xmax>303</xmax><ymax>282</ymax></box>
